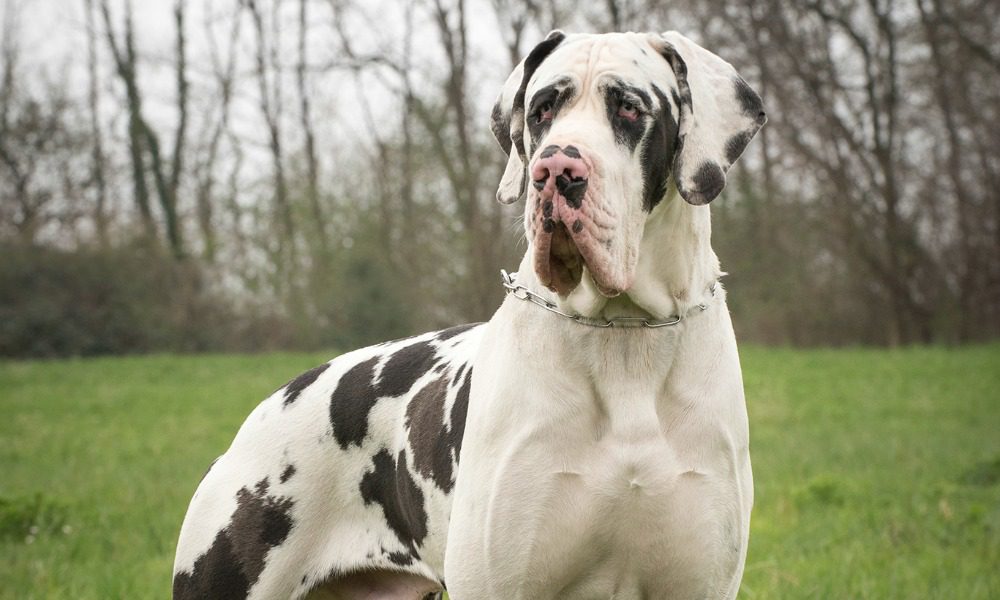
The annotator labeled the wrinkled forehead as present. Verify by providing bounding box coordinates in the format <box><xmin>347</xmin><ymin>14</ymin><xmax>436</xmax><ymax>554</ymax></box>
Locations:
<box><xmin>526</xmin><ymin>33</ymin><xmax>677</xmax><ymax>99</ymax></box>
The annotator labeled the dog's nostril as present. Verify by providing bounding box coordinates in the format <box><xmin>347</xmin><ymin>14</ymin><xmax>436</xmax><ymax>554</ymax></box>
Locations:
<box><xmin>533</xmin><ymin>167</ymin><xmax>550</xmax><ymax>191</ymax></box>
<box><xmin>554</xmin><ymin>172</ymin><xmax>587</xmax><ymax>193</ymax></box>
<box><xmin>556</xmin><ymin>173</ymin><xmax>588</xmax><ymax>209</ymax></box>
<box><xmin>554</xmin><ymin>174</ymin><xmax>569</xmax><ymax>192</ymax></box>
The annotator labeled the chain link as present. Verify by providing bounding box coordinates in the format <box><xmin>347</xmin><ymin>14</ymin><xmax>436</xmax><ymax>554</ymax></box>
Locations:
<box><xmin>500</xmin><ymin>270</ymin><xmax>716</xmax><ymax>329</ymax></box>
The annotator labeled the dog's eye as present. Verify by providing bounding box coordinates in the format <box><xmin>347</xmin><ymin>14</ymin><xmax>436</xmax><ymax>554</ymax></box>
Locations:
<box><xmin>618</xmin><ymin>100</ymin><xmax>639</xmax><ymax>121</ymax></box>
<box><xmin>535</xmin><ymin>102</ymin><xmax>554</xmax><ymax>124</ymax></box>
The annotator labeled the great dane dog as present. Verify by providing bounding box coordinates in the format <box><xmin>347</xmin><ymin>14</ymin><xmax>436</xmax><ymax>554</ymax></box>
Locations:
<box><xmin>173</xmin><ymin>30</ymin><xmax>765</xmax><ymax>600</ymax></box>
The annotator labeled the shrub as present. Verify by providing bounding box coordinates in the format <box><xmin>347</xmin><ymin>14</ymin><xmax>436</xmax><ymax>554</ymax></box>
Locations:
<box><xmin>0</xmin><ymin>243</ymin><xmax>290</xmax><ymax>357</ymax></box>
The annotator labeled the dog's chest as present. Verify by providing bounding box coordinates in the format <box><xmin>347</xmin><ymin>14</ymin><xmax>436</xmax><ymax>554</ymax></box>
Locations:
<box><xmin>512</xmin><ymin>389</ymin><xmax>742</xmax><ymax>596</ymax></box>
<box><xmin>447</xmin><ymin>309</ymin><xmax>751</xmax><ymax>598</ymax></box>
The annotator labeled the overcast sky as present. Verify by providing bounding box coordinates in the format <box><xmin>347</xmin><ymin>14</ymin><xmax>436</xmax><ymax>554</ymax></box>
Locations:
<box><xmin>6</xmin><ymin>1</ymin><xmax>543</xmax><ymax>192</ymax></box>
<box><xmin>7</xmin><ymin>0</ymin><xmax>524</xmax><ymax>125</ymax></box>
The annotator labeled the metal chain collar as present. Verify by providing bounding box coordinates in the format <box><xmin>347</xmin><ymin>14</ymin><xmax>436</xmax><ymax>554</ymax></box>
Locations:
<box><xmin>500</xmin><ymin>269</ymin><xmax>717</xmax><ymax>329</ymax></box>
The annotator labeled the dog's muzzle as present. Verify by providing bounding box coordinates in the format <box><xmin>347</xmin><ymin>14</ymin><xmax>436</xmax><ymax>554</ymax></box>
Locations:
<box><xmin>529</xmin><ymin>144</ymin><xmax>624</xmax><ymax>297</ymax></box>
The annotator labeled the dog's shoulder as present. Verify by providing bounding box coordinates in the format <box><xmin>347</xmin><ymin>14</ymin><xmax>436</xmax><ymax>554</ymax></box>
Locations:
<box><xmin>270</xmin><ymin>321</ymin><xmax>483</xmax><ymax>450</ymax></box>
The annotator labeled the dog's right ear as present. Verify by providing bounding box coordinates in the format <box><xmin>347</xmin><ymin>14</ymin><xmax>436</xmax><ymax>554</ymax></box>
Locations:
<box><xmin>492</xmin><ymin>30</ymin><xmax>565</xmax><ymax>205</ymax></box>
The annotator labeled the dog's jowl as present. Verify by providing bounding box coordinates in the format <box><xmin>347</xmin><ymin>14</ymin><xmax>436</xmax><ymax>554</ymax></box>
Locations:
<box><xmin>174</xmin><ymin>31</ymin><xmax>763</xmax><ymax>600</ymax></box>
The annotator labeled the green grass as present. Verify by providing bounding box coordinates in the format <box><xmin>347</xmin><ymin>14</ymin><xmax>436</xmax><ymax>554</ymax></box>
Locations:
<box><xmin>1</xmin><ymin>346</ymin><xmax>998</xmax><ymax>599</ymax></box>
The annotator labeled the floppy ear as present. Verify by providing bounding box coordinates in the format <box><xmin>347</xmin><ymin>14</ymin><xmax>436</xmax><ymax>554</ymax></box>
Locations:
<box><xmin>655</xmin><ymin>31</ymin><xmax>766</xmax><ymax>205</ymax></box>
<box><xmin>491</xmin><ymin>30</ymin><xmax>565</xmax><ymax>204</ymax></box>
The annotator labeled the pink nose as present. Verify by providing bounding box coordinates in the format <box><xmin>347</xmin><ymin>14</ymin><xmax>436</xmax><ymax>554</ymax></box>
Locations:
<box><xmin>530</xmin><ymin>145</ymin><xmax>589</xmax><ymax>207</ymax></box>
<box><xmin>530</xmin><ymin>145</ymin><xmax>589</xmax><ymax>182</ymax></box>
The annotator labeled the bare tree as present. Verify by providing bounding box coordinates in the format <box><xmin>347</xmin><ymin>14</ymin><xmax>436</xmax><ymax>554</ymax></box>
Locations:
<box><xmin>421</xmin><ymin>0</ymin><xmax>499</xmax><ymax>318</ymax></box>
<box><xmin>297</xmin><ymin>0</ymin><xmax>329</xmax><ymax>255</ymax></box>
<box><xmin>84</xmin><ymin>0</ymin><xmax>109</xmax><ymax>247</ymax></box>
<box><xmin>101</xmin><ymin>0</ymin><xmax>189</xmax><ymax>258</ymax></box>
<box><xmin>100</xmin><ymin>0</ymin><xmax>157</xmax><ymax>245</ymax></box>
<box><xmin>244</xmin><ymin>0</ymin><xmax>296</xmax><ymax>275</ymax></box>
<box><xmin>195</xmin><ymin>0</ymin><xmax>243</xmax><ymax>262</ymax></box>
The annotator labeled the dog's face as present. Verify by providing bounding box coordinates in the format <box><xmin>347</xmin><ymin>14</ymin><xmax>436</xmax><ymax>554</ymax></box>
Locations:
<box><xmin>491</xmin><ymin>32</ymin><xmax>766</xmax><ymax>297</ymax></box>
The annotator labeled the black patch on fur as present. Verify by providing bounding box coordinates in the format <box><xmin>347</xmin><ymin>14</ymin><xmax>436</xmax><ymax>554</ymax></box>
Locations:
<box><xmin>661</xmin><ymin>44</ymin><xmax>690</xmax><ymax>105</ymax></box>
<box><xmin>526</xmin><ymin>78</ymin><xmax>574</xmax><ymax>150</ymax></box>
<box><xmin>387</xmin><ymin>550</ymin><xmax>414</xmax><ymax>566</ymax></box>
<box><xmin>449</xmin><ymin>367</ymin><xmax>473</xmax><ymax>462</ymax></box>
<box><xmin>406</xmin><ymin>376</ymin><xmax>454</xmax><ymax>490</ymax></box>
<box><xmin>661</xmin><ymin>45</ymin><xmax>706</xmax><ymax>204</ymax></box>
<box><xmin>542</xmin><ymin>200</ymin><xmax>553</xmax><ymax>218</ymax></box>
<box><xmin>689</xmin><ymin>162</ymin><xmax>726</xmax><ymax>205</ymax></box>
<box><xmin>543</xmin><ymin>218</ymin><xmax>555</xmax><ymax>233</ymax></box>
<box><xmin>281</xmin><ymin>363</ymin><xmax>330</xmax><ymax>407</ymax></box>
<box><xmin>725</xmin><ymin>131</ymin><xmax>754</xmax><ymax>165</ymax></box>
<box><xmin>435</xmin><ymin>322</ymin><xmax>481</xmax><ymax>341</ymax></box>
<box><xmin>562</xmin><ymin>145</ymin><xmax>581</xmax><ymax>159</ymax></box>
<box><xmin>329</xmin><ymin>356</ymin><xmax>380</xmax><ymax>449</ymax></box>
<box><xmin>360</xmin><ymin>449</ymin><xmax>428</xmax><ymax>554</ymax></box>
<box><xmin>279</xmin><ymin>464</ymin><xmax>296</xmax><ymax>484</ymax></box>
<box><xmin>555</xmin><ymin>174</ymin><xmax>587</xmax><ymax>208</ymax></box>
<box><xmin>572</xmin><ymin>219</ymin><xmax>583</xmax><ymax>233</ymax></box>
<box><xmin>173</xmin><ymin>477</ymin><xmax>295</xmax><ymax>600</ymax></box>
<box><xmin>490</xmin><ymin>102</ymin><xmax>511</xmax><ymax>154</ymax></box>
<box><xmin>511</xmin><ymin>32</ymin><xmax>566</xmax><ymax>189</ymax></box>
<box><xmin>603</xmin><ymin>82</ymin><xmax>647</xmax><ymax>152</ymax></box>
<box><xmin>173</xmin><ymin>530</ymin><xmax>248</xmax><ymax>600</ymax></box>
<box><xmin>540</xmin><ymin>144</ymin><xmax>561</xmax><ymax>158</ymax></box>
<box><xmin>641</xmin><ymin>86</ymin><xmax>680</xmax><ymax>211</ymax></box>
<box><xmin>377</xmin><ymin>341</ymin><xmax>439</xmax><ymax>398</ymax></box>
<box><xmin>733</xmin><ymin>77</ymin><xmax>764</xmax><ymax>121</ymax></box>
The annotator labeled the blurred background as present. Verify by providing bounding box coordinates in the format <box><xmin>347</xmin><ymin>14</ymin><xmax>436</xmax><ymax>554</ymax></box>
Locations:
<box><xmin>3</xmin><ymin>0</ymin><xmax>998</xmax><ymax>358</ymax></box>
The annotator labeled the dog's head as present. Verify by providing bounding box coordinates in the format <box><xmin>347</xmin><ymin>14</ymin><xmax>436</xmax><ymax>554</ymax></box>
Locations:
<box><xmin>492</xmin><ymin>31</ymin><xmax>766</xmax><ymax>297</ymax></box>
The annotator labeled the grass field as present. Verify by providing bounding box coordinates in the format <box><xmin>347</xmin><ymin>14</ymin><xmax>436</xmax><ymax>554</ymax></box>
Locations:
<box><xmin>1</xmin><ymin>345</ymin><xmax>998</xmax><ymax>599</ymax></box>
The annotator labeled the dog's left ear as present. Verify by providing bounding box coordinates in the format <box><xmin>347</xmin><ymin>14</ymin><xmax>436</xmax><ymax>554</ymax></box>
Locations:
<box><xmin>654</xmin><ymin>31</ymin><xmax>766</xmax><ymax>205</ymax></box>
<box><xmin>491</xmin><ymin>30</ymin><xmax>566</xmax><ymax>204</ymax></box>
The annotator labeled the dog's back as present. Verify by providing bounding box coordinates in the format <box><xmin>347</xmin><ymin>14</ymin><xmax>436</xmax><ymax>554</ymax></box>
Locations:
<box><xmin>172</xmin><ymin>323</ymin><xmax>483</xmax><ymax>600</ymax></box>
